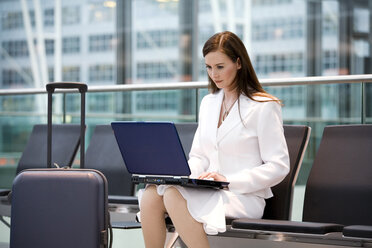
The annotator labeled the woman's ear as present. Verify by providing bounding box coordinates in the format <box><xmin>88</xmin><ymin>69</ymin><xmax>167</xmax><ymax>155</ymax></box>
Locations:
<box><xmin>236</xmin><ymin>57</ymin><xmax>242</xmax><ymax>70</ymax></box>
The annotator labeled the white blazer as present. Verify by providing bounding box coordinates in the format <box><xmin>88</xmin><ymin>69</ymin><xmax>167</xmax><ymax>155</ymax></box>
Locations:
<box><xmin>188</xmin><ymin>90</ymin><xmax>290</xmax><ymax>199</ymax></box>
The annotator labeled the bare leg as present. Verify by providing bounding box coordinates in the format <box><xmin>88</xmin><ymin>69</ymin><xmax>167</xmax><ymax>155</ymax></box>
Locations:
<box><xmin>163</xmin><ymin>187</ymin><xmax>210</xmax><ymax>248</ymax></box>
<box><xmin>140</xmin><ymin>185</ymin><xmax>167</xmax><ymax>248</ymax></box>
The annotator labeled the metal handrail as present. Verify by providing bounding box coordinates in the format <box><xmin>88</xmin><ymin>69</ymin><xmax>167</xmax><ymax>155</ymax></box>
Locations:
<box><xmin>0</xmin><ymin>74</ymin><xmax>372</xmax><ymax>95</ymax></box>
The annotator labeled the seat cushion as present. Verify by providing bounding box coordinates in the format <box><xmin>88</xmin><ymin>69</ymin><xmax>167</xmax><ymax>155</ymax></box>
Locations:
<box><xmin>343</xmin><ymin>225</ymin><xmax>372</xmax><ymax>239</ymax></box>
<box><xmin>108</xmin><ymin>195</ymin><xmax>138</xmax><ymax>205</ymax></box>
<box><xmin>232</xmin><ymin>218</ymin><xmax>344</xmax><ymax>235</ymax></box>
<box><xmin>111</xmin><ymin>221</ymin><xmax>142</xmax><ymax>229</ymax></box>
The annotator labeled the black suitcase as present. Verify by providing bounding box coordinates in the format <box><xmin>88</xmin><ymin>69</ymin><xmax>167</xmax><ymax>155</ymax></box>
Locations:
<box><xmin>10</xmin><ymin>82</ymin><xmax>111</xmax><ymax>248</ymax></box>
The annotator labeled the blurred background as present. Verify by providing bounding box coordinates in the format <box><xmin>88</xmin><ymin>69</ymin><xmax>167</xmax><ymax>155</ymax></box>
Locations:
<box><xmin>0</xmin><ymin>0</ymin><xmax>371</xmax><ymax>198</ymax></box>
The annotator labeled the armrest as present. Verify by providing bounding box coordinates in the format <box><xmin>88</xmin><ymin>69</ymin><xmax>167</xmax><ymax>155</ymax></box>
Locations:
<box><xmin>0</xmin><ymin>189</ymin><xmax>11</xmax><ymax>197</ymax></box>
<box><xmin>0</xmin><ymin>194</ymin><xmax>11</xmax><ymax>217</ymax></box>
<box><xmin>343</xmin><ymin>225</ymin><xmax>372</xmax><ymax>239</ymax></box>
<box><xmin>108</xmin><ymin>195</ymin><xmax>138</xmax><ymax>205</ymax></box>
<box><xmin>0</xmin><ymin>190</ymin><xmax>11</xmax><ymax>206</ymax></box>
<box><xmin>231</xmin><ymin>218</ymin><xmax>344</xmax><ymax>235</ymax></box>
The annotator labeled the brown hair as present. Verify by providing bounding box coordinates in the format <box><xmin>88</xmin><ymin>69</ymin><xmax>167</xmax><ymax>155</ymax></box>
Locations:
<box><xmin>202</xmin><ymin>31</ymin><xmax>278</xmax><ymax>102</ymax></box>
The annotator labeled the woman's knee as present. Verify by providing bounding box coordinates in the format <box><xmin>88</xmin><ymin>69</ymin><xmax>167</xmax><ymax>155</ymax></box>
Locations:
<box><xmin>163</xmin><ymin>187</ymin><xmax>185</xmax><ymax>213</ymax></box>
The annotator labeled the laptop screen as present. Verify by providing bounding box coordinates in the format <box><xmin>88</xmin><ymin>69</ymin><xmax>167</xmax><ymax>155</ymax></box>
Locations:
<box><xmin>111</xmin><ymin>122</ymin><xmax>191</xmax><ymax>176</ymax></box>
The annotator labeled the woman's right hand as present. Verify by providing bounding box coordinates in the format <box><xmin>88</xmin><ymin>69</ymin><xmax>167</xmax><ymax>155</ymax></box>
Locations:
<box><xmin>198</xmin><ymin>171</ymin><xmax>227</xmax><ymax>182</ymax></box>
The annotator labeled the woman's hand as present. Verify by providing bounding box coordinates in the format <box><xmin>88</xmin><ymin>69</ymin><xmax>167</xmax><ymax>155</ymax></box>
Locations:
<box><xmin>198</xmin><ymin>171</ymin><xmax>227</xmax><ymax>182</ymax></box>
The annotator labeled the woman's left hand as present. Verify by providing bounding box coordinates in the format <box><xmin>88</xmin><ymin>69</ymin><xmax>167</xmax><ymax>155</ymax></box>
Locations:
<box><xmin>198</xmin><ymin>171</ymin><xmax>227</xmax><ymax>182</ymax></box>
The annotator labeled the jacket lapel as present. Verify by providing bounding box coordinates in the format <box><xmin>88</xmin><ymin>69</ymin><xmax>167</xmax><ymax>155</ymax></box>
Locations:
<box><xmin>207</xmin><ymin>90</ymin><xmax>224</xmax><ymax>142</ymax></box>
<box><xmin>216</xmin><ymin>95</ymin><xmax>256</xmax><ymax>142</ymax></box>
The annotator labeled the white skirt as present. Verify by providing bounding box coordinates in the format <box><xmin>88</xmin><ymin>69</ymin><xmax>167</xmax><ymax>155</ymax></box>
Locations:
<box><xmin>137</xmin><ymin>185</ymin><xmax>266</xmax><ymax>235</ymax></box>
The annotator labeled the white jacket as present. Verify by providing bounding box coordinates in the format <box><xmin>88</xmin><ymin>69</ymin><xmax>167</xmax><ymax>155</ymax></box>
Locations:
<box><xmin>188</xmin><ymin>89</ymin><xmax>290</xmax><ymax>199</ymax></box>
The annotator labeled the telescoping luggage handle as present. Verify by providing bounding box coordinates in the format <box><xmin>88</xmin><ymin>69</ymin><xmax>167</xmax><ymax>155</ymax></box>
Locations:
<box><xmin>46</xmin><ymin>82</ymin><xmax>88</xmax><ymax>169</ymax></box>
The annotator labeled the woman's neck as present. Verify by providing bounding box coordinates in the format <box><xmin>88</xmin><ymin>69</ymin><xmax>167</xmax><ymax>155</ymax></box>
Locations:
<box><xmin>218</xmin><ymin>89</ymin><xmax>238</xmax><ymax>127</ymax></box>
<box><xmin>223</xmin><ymin>89</ymin><xmax>238</xmax><ymax>104</ymax></box>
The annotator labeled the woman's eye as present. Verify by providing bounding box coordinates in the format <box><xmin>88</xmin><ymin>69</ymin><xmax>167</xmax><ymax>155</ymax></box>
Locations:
<box><xmin>217</xmin><ymin>66</ymin><xmax>224</xmax><ymax>69</ymax></box>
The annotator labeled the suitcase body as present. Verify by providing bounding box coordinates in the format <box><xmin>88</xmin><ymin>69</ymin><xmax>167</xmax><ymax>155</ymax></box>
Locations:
<box><xmin>10</xmin><ymin>82</ymin><xmax>110</xmax><ymax>248</ymax></box>
<box><xmin>10</xmin><ymin>169</ymin><xmax>109</xmax><ymax>248</ymax></box>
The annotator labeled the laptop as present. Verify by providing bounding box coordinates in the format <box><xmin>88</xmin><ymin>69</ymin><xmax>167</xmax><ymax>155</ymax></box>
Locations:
<box><xmin>111</xmin><ymin>122</ymin><xmax>229</xmax><ymax>190</ymax></box>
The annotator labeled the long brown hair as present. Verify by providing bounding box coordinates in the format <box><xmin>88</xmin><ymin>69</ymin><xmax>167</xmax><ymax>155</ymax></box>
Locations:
<box><xmin>202</xmin><ymin>31</ymin><xmax>278</xmax><ymax>102</ymax></box>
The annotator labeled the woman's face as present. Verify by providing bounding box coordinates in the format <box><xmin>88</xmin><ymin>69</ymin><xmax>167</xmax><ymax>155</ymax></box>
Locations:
<box><xmin>205</xmin><ymin>51</ymin><xmax>241</xmax><ymax>91</ymax></box>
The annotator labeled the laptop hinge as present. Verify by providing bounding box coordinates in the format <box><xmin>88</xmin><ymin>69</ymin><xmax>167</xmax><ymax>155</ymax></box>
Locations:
<box><xmin>133</xmin><ymin>174</ymin><xmax>188</xmax><ymax>178</ymax></box>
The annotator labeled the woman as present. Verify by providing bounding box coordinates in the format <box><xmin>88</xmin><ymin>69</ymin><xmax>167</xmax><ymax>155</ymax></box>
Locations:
<box><xmin>139</xmin><ymin>31</ymin><xmax>290</xmax><ymax>248</ymax></box>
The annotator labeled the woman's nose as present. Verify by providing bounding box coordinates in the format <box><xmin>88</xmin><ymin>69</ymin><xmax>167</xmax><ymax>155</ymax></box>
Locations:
<box><xmin>211</xmin><ymin>69</ymin><xmax>219</xmax><ymax>78</ymax></box>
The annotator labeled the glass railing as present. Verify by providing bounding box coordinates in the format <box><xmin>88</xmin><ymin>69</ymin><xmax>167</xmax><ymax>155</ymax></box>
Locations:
<box><xmin>0</xmin><ymin>74</ymin><xmax>372</xmax><ymax>190</ymax></box>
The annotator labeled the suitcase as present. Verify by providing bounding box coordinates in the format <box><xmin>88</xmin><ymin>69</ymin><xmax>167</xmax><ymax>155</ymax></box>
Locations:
<box><xmin>10</xmin><ymin>82</ymin><xmax>111</xmax><ymax>248</ymax></box>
